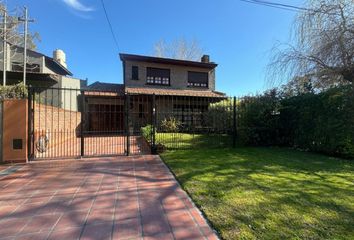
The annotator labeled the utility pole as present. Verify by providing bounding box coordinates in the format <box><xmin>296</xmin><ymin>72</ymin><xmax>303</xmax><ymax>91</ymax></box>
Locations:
<box><xmin>2</xmin><ymin>9</ymin><xmax>6</xmax><ymax>86</ymax></box>
<box><xmin>18</xmin><ymin>7</ymin><xmax>34</xmax><ymax>86</ymax></box>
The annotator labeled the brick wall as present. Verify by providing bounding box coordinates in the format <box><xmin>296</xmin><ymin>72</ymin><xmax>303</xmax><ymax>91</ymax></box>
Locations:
<box><xmin>33</xmin><ymin>103</ymin><xmax>81</xmax><ymax>158</ymax></box>
<box><xmin>34</xmin><ymin>103</ymin><xmax>81</xmax><ymax>131</ymax></box>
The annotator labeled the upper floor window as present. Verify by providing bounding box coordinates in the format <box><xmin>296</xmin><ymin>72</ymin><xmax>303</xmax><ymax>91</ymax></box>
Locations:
<box><xmin>146</xmin><ymin>67</ymin><xmax>170</xmax><ymax>86</ymax></box>
<box><xmin>188</xmin><ymin>71</ymin><xmax>208</xmax><ymax>88</ymax></box>
<box><xmin>12</xmin><ymin>62</ymin><xmax>40</xmax><ymax>73</ymax></box>
<box><xmin>132</xmin><ymin>66</ymin><xmax>139</xmax><ymax>80</ymax></box>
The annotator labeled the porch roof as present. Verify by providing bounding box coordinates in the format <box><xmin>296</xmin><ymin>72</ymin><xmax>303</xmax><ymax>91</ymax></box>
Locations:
<box><xmin>0</xmin><ymin>71</ymin><xmax>60</xmax><ymax>84</ymax></box>
<box><xmin>125</xmin><ymin>87</ymin><xmax>226</xmax><ymax>98</ymax></box>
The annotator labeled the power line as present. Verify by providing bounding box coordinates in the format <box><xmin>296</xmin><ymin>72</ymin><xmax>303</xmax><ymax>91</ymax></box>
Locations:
<box><xmin>239</xmin><ymin>0</ymin><xmax>313</xmax><ymax>12</ymax></box>
<box><xmin>100</xmin><ymin>0</ymin><xmax>120</xmax><ymax>52</ymax></box>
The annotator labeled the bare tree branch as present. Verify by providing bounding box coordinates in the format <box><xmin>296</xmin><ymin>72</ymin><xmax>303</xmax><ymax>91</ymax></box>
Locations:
<box><xmin>153</xmin><ymin>38</ymin><xmax>204</xmax><ymax>61</ymax></box>
<box><xmin>268</xmin><ymin>0</ymin><xmax>354</xmax><ymax>89</ymax></box>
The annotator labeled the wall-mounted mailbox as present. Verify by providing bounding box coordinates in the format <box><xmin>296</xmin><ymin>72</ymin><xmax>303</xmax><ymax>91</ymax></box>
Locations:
<box><xmin>13</xmin><ymin>139</ymin><xmax>23</xmax><ymax>150</ymax></box>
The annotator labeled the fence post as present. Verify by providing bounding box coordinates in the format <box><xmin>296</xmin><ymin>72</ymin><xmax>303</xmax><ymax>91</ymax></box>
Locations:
<box><xmin>233</xmin><ymin>96</ymin><xmax>237</xmax><ymax>148</ymax></box>
<box><xmin>80</xmin><ymin>90</ymin><xmax>85</xmax><ymax>157</ymax></box>
<box><xmin>0</xmin><ymin>99</ymin><xmax>2</xmax><ymax>163</ymax></box>
<box><xmin>27</xmin><ymin>87</ymin><xmax>32</xmax><ymax>161</ymax></box>
<box><xmin>126</xmin><ymin>94</ymin><xmax>130</xmax><ymax>156</ymax></box>
<box><xmin>151</xmin><ymin>94</ymin><xmax>156</xmax><ymax>154</ymax></box>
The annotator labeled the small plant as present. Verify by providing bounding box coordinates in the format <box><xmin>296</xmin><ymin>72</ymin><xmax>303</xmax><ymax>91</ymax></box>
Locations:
<box><xmin>141</xmin><ymin>124</ymin><xmax>155</xmax><ymax>143</ymax></box>
<box><xmin>161</xmin><ymin>117</ymin><xmax>181</xmax><ymax>133</ymax></box>
<box><xmin>0</xmin><ymin>83</ymin><xmax>28</xmax><ymax>99</ymax></box>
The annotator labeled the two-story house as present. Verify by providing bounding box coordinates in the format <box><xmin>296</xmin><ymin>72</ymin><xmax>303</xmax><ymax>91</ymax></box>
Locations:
<box><xmin>85</xmin><ymin>53</ymin><xmax>225</xmax><ymax>133</ymax></box>
<box><xmin>0</xmin><ymin>43</ymin><xmax>87</xmax><ymax>110</ymax></box>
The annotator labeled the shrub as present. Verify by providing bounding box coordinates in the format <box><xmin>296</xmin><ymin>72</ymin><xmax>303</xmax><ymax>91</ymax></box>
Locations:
<box><xmin>161</xmin><ymin>117</ymin><xmax>181</xmax><ymax>133</ymax></box>
<box><xmin>237</xmin><ymin>89</ymin><xmax>282</xmax><ymax>146</ymax></box>
<box><xmin>141</xmin><ymin>124</ymin><xmax>155</xmax><ymax>143</ymax></box>
<box><xmin>0</xmin><ymin>83</ymin><xmax>28</xmax><ymax>99</ymax></box>
<box><xmin>236</xmin><ymin>86</ymin><xmax>354</xmax><ymax>158</ymax></box>
<box><xmin>204</xmin><ymin>99</ymin><xmax>233</xmax><ymax>132</ymax></box>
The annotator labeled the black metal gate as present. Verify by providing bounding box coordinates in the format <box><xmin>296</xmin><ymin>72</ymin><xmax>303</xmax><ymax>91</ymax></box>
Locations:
<box><xmin>28</xmin><ymin>87</ymin><xmax>153</xmax><ymax>160</ymax></box>
<box><xmin>28</xmin><ymin>87</ymin><xmax>236</xmax><ymax>160</ymax></box>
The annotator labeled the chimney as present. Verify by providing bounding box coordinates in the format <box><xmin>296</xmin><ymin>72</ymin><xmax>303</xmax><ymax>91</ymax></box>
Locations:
<box><xmin>201</xmin><ymin>55</ymin><xmax>210</xmax><ymax>63</ymax></box>
<box><xmin>53</xmin><ymin>49</ymin><xmax>67</xmax><ymax>68</ymax></box>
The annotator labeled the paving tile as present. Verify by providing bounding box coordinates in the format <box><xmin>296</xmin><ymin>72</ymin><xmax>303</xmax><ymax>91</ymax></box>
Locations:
<box><xmin>86</xmin><ymin>208</ymin><xmax>114</xmax><ymax>226</ymax></box>
<box><xmin>166</xmin><ymin>210</ymin><xmax>197</xmax><ymax>229</ymax></box>
<box><xmin>19</xmin><ymin>214</ymin><xmax>62</xmax><ymax>235</ymax></box>
<box><xmin>0</xmin><ymin>156</ymin><xmax>218</xmax><ymax>240</ymax></box>
<box><xmin>47</xmin><ymin>227</ymin><xmax>82</xmax><ymax>240</ymax></box>
<box><xmin>53</xmin><ymin>210</ymin><xmax>88</xmax><ymax>230</ymax></box>
<box><xmin>141</xmin><ymin>213</ymin><xmax>171</xmax><ymax>236</ymax></box>
<box><xmin>112</xmin><ymin>217</ymin><xmax>142</xmax><ymax>240</ymax></box>
<box><xmin>143</xmin><ymin>232</ymin><xmax>175</xmax><ymax>240</ymax></box>
<box><xmin>173</xmin><ymin>227</ymin><xmax>206</xmax><ymax>240</ymax></box>
<box><xmin>14</xmin><ymin>231</ymin><xmax>51</xmax><ymax>240</ymax></box>
<box><xmin>80</xmin><ymin>222</ymin><xmax>113</xmax><ymax>240</ymax></box>
<box><xmin>0</xmin><ymin>204</ymin><xmax>18</xmax><ymax>218</ymax></box>
<box><xmin>0</xmin><ymin>217</ymin><xmax>29</xmax><ymax>238</ymax></box>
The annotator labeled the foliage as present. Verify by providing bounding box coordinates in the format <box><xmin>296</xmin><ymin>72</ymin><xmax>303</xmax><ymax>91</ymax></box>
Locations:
<box><xmin>0</xmin><ymin>83</ymin><xmax>28</xmax><ymax>99</ymax></box>
<box><xmin>160</xmin><ymin>117</ymin><xmax>181</xmax><ymax>133</ymax></box>
<box><xmin>268</xmin><ymin>0</ymin><xmax>354</xmax><ymax>88</ymax></box>
<box><xmin>279</xmin><ymin>85</ymin><xmax>354</xmax><ymax>158</ymax></box>
<box><xmin>141</xmin><ymin>124</ymin><xmax>155</xmax><ymax>143</ymax></box>
<box><xmin>237</xmin><ymin>89</ymin><xmax>282</xmax><ymax>146</ymax></box>
<box><xmin>161</xmin><ymin>147</ymin><xmax>354</xmax><ymax>240</ymax></box>
<box><xmin>204</xmin><ymin>99</ymin><xmax>233</xmax><ymax>132</ymax></box>
<box><xmin>236</xmin><ymin>86</ymin><xmax>354</xmax><ymax>158</ymax></box>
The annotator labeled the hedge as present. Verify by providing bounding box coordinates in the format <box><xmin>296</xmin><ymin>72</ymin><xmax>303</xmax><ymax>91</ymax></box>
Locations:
<box><xmin>236</xmin><ymin>86</ymin><xmax>354</xmax><ymax>159</ymax></box>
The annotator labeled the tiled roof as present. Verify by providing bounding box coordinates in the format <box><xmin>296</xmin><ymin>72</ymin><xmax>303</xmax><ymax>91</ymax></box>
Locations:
<box><xmin>125</xmin><ymin>87</ymin><xmax>226</xmax><ymax>98</ymax></box>
<box><xmin>87</xmin><ymin>82</ymin><xmax>125</xmax><ymax>93</ymax></box>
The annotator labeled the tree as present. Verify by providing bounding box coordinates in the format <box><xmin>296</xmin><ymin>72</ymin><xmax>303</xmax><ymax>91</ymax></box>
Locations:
<box><xmin>0</xmin><ymin>2</ymin><xmax>40</xmax><ymax>51</ymax></box>
<box><xmin>268</xmin><ymin>0</ymin><xmax>354</xmax><ymax>88</ymax></box>
<box><xmin>153</xmin><ymin>38</ymin><xmax>203</xmax><ymax>61</ymax></box>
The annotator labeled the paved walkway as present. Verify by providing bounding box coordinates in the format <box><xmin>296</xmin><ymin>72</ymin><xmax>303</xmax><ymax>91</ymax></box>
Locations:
<box><xmin>0</xmin><ymin>156</ymin><xmax>218</xmax><ymax>240</ymax></box>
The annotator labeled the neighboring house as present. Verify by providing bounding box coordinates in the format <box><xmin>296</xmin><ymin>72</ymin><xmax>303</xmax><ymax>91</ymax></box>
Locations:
<box><xmin>85</xmin><ymin>53</ymin><xmax>225</xmax><ymax>133</ymax></box>
<box><xmin>0</xmin><ymin>42</ymin><xmax>87</xmax><ymax>110</ymax></box>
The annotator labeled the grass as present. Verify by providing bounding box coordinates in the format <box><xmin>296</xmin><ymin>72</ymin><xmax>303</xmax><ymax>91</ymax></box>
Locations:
<box><xmin>161</xmin><ymin>147</ymin><xmax>354</xmax><ymax>240</ymax></box>
<box><xmin>155</xmin><ymin>132</ymin><xmax>232</xmax><ymax>149</ymax></box>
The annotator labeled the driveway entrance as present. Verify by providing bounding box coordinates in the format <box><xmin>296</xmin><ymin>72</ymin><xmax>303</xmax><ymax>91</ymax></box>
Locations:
<box><xmin>0</xmin><ymin>155</ymin><xmax>218</xmax><ymax>239</ymax></box>
<box><xmin>28</xmin><ymin>88</ymin><xmax>152</xmax><ymax>160</ymax></box>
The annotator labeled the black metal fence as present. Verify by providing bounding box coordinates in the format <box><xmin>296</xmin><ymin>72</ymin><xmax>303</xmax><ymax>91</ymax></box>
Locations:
<box><xmin>28</xmin><ymin>87</ymin><xmax>238</xmax><ymax>160</ymax></box>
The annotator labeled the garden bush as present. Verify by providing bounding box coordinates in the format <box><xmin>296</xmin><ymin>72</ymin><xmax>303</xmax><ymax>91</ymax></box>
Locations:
<box><xmin>279</xmin><ymin>86</ymin><xmax>354</xmax><ymax>158</ymax></box>
<box><xmin>0</xmin><ymin>83</ymin><xmax>28</xmax><ymax>99</ymax></box>
<box><xmin>237</xmin><ymin>89</ymin><xmax>282</xmax><ymax>146</ymax></box>
<box><xmin>160</xmin><ymin>117</ymin><xmax>181</xmax><ymax>132</ymax></box>
<box><xmin>141</xmin><ymin>124</ymin><xmax>155</xmax><ymax>143</ymax></box>
<box><xmin>204</xmin><ymin>99</ymin><xmax>233</xmax><ymax>132</ymax></box>
<box><xmin>235</xmin><ymin>86</ymin><xmax>354</xmax><ymax>158</ymax></box>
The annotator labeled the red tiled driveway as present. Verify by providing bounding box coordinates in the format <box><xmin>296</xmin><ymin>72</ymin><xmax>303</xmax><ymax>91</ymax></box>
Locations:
<box><xmin>0</xmin><ymin>155</ymin><xmax>218</xmax><ymax>240</ymax></box>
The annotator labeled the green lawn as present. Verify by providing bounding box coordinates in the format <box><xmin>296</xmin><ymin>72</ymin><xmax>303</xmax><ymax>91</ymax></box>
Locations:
<box><xmin>156</xmin><ymin>132</ymin><xmax>232</xmax><ymax>149</ymax></box>
<box><xmin>161</xmin><ymin>147</ymin><xmax>354</xmax><ymax>240</ymax></box>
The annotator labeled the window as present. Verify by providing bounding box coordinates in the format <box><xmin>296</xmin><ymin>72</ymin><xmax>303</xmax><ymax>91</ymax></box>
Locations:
<box><xmin>146</xmin><ymin>67</ymin><xmax>170</xmax><ymax>86</ymax></box>
<box><xmin>132</xmin><ymin>66</ymin><xmax>139</xmax><ymax>80</ymax></box>
<box><xmin>12</xmin><ymin>62</ymin><xmax>40</xmax><ymax>73</ymax></box>
<box><xmin>188</xmin><ymin>71</ymin><xmax>208</xmax><ymax>88</ymax></box>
